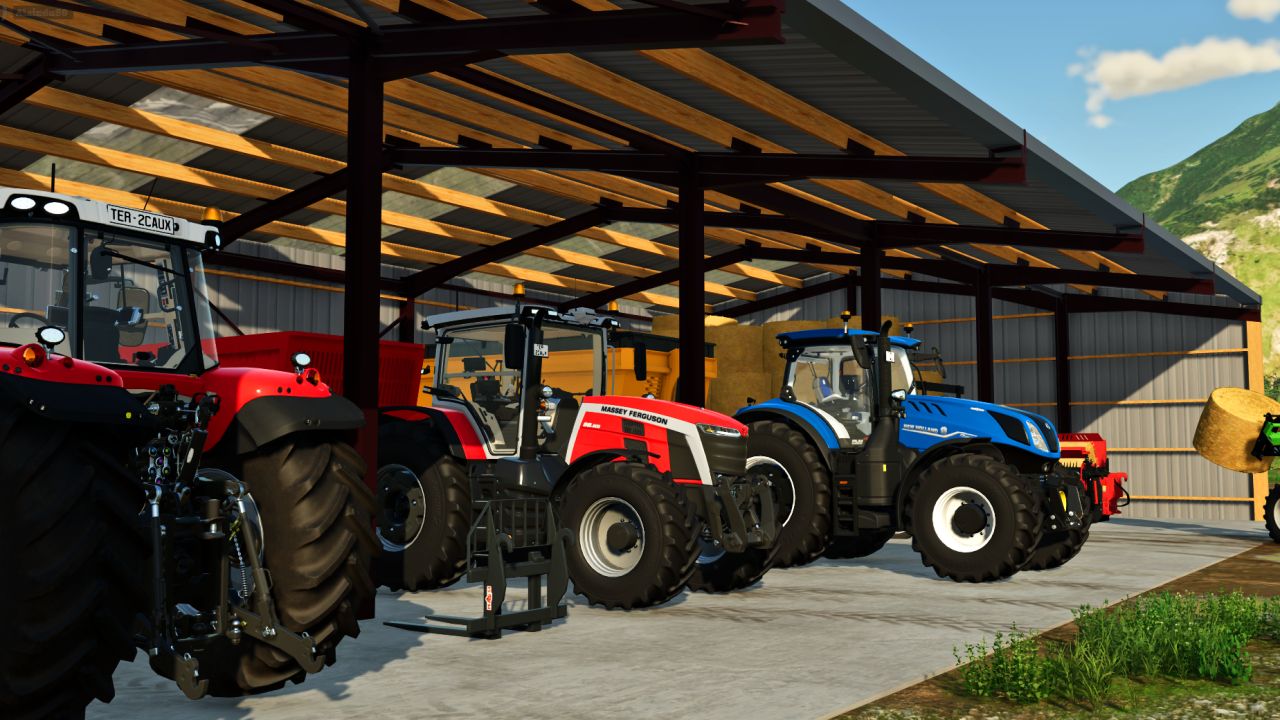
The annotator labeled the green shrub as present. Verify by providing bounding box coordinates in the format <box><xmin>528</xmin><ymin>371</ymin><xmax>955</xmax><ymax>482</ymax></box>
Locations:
<box><xmin>953</xmin><ymin>592</ymin><xmax>1276</xmax><ymax>706</ymax></box>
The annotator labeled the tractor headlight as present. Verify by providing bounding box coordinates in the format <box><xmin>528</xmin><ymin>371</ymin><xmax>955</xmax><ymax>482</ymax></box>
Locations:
<box><xmin>697</xmin><ymin>424</ymin><xmax>741</xmax><ymax>438</ymax></box>
<box><xmin>1025</xmin><ymin>419</ymin><xmax>1048</xmax><ymax>452</ymax></box>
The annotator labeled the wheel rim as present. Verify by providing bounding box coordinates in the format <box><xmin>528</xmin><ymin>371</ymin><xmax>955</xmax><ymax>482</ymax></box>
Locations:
<box><xmin>931</xmin><ymin>485</ymin><xmax>996</xmax><ymax>553</ymax></box>
<box><xmin>748</xmin><ymin>455</ymin><xmax>796</xmax><ymax>527</ymax></box>
<box><xmin>376</xmin><ymin>464</ymin><xmax>427</xmax><ymax>552</ymax></box>
<box><xmin>579</xmin><ymin>497</ymin><xmax>645</xmax><ymax>577</ymax></box>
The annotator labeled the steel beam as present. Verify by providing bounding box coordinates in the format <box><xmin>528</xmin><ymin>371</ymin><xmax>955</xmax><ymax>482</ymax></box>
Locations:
<box><xmin>0</xmin><ymin>56</ymin><xmax>53</xmax><ymax>116</ymax></box>
<box><xmin>677</xmin><ymin>160</ymin><xmax>706</xmax><ymax>407</ymax></box>
<box><xmin>388</xmin><ymin>147</ymin><xmax>1024</xmax><ymax>184</ymax></box>
<box><xmin>1054</xmin><ymin>297</ymin><xmax>1072</xmax><ymax>431</ymax></box>
<box><xmin>564</xmin><ymin>246</ymin><xmax>751</xmax><ymax>311</ymax></box>
<box><xmin>845</xmin><ymin>271</ymin><xmax>857</xmax><ymax>315</ymax></box>
<box><xmin>220</xmin><ymin>167</ymin><xmax>352</xmax><ymax>246</ymax></box>
<box><xmin>41</xmin><ymin>2</ymin><xmax>784</xmax><ymax>76</ymax></box>
<box><xmin>985</xmin><ymin>266</ymin><xmax>1213</xmax><ymax>294</ymax></box>
<box><xmin>401</xmin><ymin>206</ymin><xmax>611</xmax><ymax>299</ymax></box>
<box><xmin>975</xmin><ymin>267</ymin><xmax>995</xmax><ymax>403</ymax></box>
<box><xmin>342</xmin><ymin>52</ymin><xmax>384</xmax><ymax>491</ymax></box>
<box><xmin>603</xmin><ymin>207</ymin><xmax>1144</xmax><ymax>254</ymax></box>
<box><xmin>861</xmin><ymin>247</ymin><xmax>882</xmax><ymax>332</ymax></box>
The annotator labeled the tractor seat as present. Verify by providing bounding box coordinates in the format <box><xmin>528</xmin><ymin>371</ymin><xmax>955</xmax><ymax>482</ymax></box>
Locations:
<box><xmin>82</xmin><ymin>306</ymin><xmax>121</xmax><ymax>362</ymax></box>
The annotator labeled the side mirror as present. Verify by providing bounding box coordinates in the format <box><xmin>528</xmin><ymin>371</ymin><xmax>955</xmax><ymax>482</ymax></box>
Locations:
<box><xmin>633</xmin><ymin>342</ymin><xmax>647</xmax><ymax>381</ymax></box>
<box><xmin>503</xmin><ymin>322</ymin><xmax>526</xmax><ymax>371</ymax></box>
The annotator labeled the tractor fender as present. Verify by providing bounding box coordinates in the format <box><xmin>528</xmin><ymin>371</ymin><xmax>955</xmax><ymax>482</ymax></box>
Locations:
<box><xmin>224</xmin><ymin>394</ymin><xmax>364</xmax><ymax>454</ymax></box>
<box><xmin>735</xmin><ymin>405</ymin><xmax>838</xmax><ymax>468</ymax></box>
<box><xmin>0</xmin><ymin>365</ymin><xmax>150</xmax><ymax>428</ymax></box>
<box><xmin>379</xmin><ymin>404</ymin><xmax>495</xmax><ymax>462</ymax></box>
<box><xmin>895</xmin><ymin>437</ymin><xmax>997</xmax><ymax>526</ymax></box>
<box><xmin>550</xmin><ymin>448</ymin><xmax>656</xmax><ymax>504</ymax></box>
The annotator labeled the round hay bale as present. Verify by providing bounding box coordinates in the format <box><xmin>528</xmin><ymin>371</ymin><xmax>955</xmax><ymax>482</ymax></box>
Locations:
<box><xmin>706</xmin><ymin>324</ymin><xmax>764</xmax><ymax>371</ymax></box>
<box><xmin>1193</xmin><ymin>387</ymin><xmax>1280</xmax><ymax>473</ymax></box>
<box><xmin>708</xmin><ymin>371</ymin><xmax>773</xmax><ymax>416</ymax></box>
<box><xmin>650</xmin><ymin>314</ymin><xmax>736</xmax><ymax>339</ymax></box>
<box><xmin>760</xmin><ymin>320</ymin><xmax>826</xmax><ymax>388</ymax></box>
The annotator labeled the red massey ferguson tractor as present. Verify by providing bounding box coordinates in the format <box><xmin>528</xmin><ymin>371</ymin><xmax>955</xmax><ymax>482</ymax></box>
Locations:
<box><xmin>0</xmin><ymin>188</ymin><xmax>374</xmax><ymax>719</ymax></box>
<box><xmin>372</xmin><ymin>305</ymin><xmax>780</xmax><ymax>608</ymax></box>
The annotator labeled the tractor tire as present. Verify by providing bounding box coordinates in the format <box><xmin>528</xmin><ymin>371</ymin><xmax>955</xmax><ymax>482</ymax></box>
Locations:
<box><xmin>0</xmin><ymin>402</ymin><xmax>147</xmax><ymax>720</ymax></box>
<box><xmin>685</xmin><ymin>546</ymin><xmax>775</xmax><ymax>593</ymax></box>
<box><xmin>193</xmin><ymin>438</ymin><xmax>376</xmax><ymax>696</ymax></box>
<box><xmin>1022</xmin><ymin>478</ymin><xmax>1093</xmax><ymax>571</ymax></box>
<box><xmin>744</xmin><ymin>421</ymin><xmax>831</xmax><ymax>568</ymax></box>
<box><xmin>559</xmin><ymin>462</ymin><xmax>698</xmax><ymax>609</ymax></box>
<box><xmin>372</xmin><ymin>422</ymin><xmax>471</xmax><ymax>591</ymax></box>
<box><xmin>824</xmin><ymin>529</ymin><xmax>895</xmax><ymax>559</ymax></box>
<box><xmin>905</xmin><ymin>453</ymin><xmax>1042</xmax><ymax>583</ymax></box>
<box><xmin>1265</xmin><ymin>484</ymin><xmax>1280</xmax><ymax>544</ymax></box>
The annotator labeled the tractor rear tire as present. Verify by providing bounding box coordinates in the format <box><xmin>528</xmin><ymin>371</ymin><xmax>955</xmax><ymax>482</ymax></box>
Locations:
<box><xmin>745</xmin><ymin>421</ymin><xmax>831</xmax><ymax>568</ymax></box>
<box><xmin>824</xmin><ymin>530</ymin><xmax>895</xmax><ymax>559</ymax></box>
<box><xmin>1265</xmin><ymin>484</ymin><xmax>1280</xmax><ymax>544</ymax></box>
<box><xmin>196</xmin><ymin>438</ymin><xmax>376</xmax><ymax>696</ymax></box>
<box><xmin>372</xmin><ymin>421</ymin><xmax>471</xmax><ymax>591</ymax></box>
<box><xmin>1022</xmin><ymin>477</ymin><xmax>1093</xmax><ymax>571</ymax></box>
<box><xmin>906</xmin><ymin>453</ymin><xmax>1042</xmax><ymax>583</ymax></box>
<box><xmin>0</xmin><ymin>403</ymin><xmax>147</xmax><ymax>720</ymax></box>
<box><xmin>559</xmin><ymin>462</ymin><xmax>697</xmax><ymax>609</ymax></box>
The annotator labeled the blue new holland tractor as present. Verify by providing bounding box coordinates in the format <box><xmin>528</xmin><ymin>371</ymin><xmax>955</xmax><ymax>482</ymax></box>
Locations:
<box><xmin>734</xmin><ymin>320</ymin><xmax>1087</xmax><ymax>582</ymax></box>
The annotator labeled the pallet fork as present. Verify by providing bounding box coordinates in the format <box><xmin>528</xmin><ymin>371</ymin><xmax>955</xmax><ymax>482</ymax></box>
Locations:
<box><xmin>386</xmin><ymin>476</ymin><xmax>570</xmax><ymax>639</ymax></box>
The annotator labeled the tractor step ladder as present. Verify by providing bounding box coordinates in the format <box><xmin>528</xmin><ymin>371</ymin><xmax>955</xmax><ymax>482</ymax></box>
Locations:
<box><xmin>385</xmin><ymin>478</ymin><xmax>570</xmax><ymax>639</ymax></box>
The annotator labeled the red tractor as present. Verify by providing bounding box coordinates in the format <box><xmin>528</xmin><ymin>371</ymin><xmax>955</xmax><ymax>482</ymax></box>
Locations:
<box><xmin>373</xmin><ymin>305</ymin><xmax>779</xmax><ymax>608</ymax></box>
<box><xmin>0</xmin><ymin>189</ymin><xmax>374</xmax><ymax>719</ymax></box>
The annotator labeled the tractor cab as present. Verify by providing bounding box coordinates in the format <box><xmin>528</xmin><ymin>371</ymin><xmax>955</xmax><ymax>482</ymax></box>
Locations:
<box><xmin>0</xmin><ymin>188</ymin><xmax>220</xmax><ymax>374</ymax></box>
<box><xmin>772</xmin><ymin>327</ymin><xmax>919</xmax><ymax>449</ymax></box>
<box><xmin>425</xmin><ymin>305</ymin><xmax>617</xmax><ymax>461</ymax></box>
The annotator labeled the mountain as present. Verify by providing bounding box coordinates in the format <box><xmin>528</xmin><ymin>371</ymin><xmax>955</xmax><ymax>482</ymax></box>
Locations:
<box><xmin>1117</xmin><ymin>101</ymin><xmax>1280</xmax><ymax>376</ymax></box>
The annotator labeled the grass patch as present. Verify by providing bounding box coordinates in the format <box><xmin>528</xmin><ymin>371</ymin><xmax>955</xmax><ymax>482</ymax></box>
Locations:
<box><xmin>953</xmin><ymin>592</ymin><xmax>1280</xmax><ymax>708</ymax></box>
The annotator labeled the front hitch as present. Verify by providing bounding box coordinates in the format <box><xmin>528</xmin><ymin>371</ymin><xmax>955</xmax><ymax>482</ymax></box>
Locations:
<box><xmin>1039</xmin><ymin>471</ymin><xmax>1085</xmax><ymax>533</ymax></box>
<box><xmin>686</xmin><ymin>474</ymin><xmax>779</xmax><ymax>554</ymax></box>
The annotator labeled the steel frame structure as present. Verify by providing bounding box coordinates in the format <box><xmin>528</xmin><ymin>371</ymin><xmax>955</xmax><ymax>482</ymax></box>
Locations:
<box><xmin>0</xmin><ymin>0</ymin><xmax>1260</xmax><ymax>470</ymax></box>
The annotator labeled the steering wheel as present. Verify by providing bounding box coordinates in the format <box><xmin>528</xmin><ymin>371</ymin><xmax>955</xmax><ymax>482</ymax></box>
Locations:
<box><xmin>8</xmin><ymin>312</ymin><xmax>49</xmax><ymax>328</ymax></box>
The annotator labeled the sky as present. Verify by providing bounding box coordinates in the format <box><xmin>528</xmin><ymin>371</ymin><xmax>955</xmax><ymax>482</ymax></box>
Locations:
<box><xmin>850</xmin><ymin>0</ymin><xmax>1280</xmax><ymax>191</ymax></box>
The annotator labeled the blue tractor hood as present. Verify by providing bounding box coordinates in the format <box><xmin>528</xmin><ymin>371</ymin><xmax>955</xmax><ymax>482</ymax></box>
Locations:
<box><xmin>900</xmin><ymin>394</ymin><xmax>1060</xmax><ymax>460</ymax></box>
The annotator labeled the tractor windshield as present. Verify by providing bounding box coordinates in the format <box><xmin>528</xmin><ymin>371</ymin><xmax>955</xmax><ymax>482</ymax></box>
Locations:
<box><xmin>0</xmin><ymin>222</ymin><xmax>74</xmax><ymax>347</ymax></box>
<box><xmin>0</xmin><ymin>219</ymin><xmax>214</xmax><ymax>372</ymax></box>
<box><xmin>437</xmin><ymin>324</ymin><xmax>524</xmax><ymax>453</ymax></box>
<box><xmin>785</xmin><ymin>344</ymin><xmax>874</xmax><ymax>442</ymax></box>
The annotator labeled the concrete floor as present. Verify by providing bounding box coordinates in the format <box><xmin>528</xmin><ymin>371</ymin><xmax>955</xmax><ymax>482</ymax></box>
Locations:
<box><xmin>90</xmin><ymin>518</ymin><xmax>1268</xmax><ymax>720</ymax></box>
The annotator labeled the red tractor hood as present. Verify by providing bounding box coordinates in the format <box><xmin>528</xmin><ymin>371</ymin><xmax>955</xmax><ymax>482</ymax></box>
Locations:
<box><xmin>582</xmin><ymin>396</ymin><xmax>748</xmax><ymax>435</ymax></box>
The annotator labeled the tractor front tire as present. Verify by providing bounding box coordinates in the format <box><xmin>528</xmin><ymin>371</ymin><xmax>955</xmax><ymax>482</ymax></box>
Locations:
<box><xmin>824</xmin><ymin>529</ymin><xmax>895</xmax><ymax>559</ymax></box>
<box><xmin>906</xmin><ymin>453</ymin><xmax>1042</xmax><ymax>582</ymax></box>
<box><xmin>372</xmin><ymin>421</ymin><xmax>471</xmax><ymax>591</ymax></box>
<box><xmin>745</xmin><ymin>421</ymin><xmax>831</xmax><ymax>568</ymax></box>
<box><xmin>1022</xmin><ymin>478</ymin><xmax>1093</xmax><ymax>571</ymax></box>
<box><xmin>197</xmin><ymin>438</ymin><xmax>376</xmax><ymax>696</ymax></box>
<box><xmin>560</xmin><ymin>462</ymin><xmax>698</xmax><ymax>609</ymax></box>
<box><xmin>0</xmin><ymin>404</ymin><xmax>146</xmax><ymax>720</ymax></box>
<box><xmin>685</xmin><ymin>547</ymin><xmax>775</xmax><ymax>593</ymax></box>
<box><xmin>1265</xmin><ymin>484</ymin><xmax>1280</xmax><ymax>544</ymax></box>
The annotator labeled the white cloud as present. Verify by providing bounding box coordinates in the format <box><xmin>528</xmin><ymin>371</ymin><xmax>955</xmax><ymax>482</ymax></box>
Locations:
<box><xmin>1070</xmin><ymin>36</ymin><xmax>1280</xmax><ymax>127</ymax></box>
<box><xmin>1228</xmin><ymin>0</ymin><xmax>1280</xmax><ymax>22</ymax></box>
